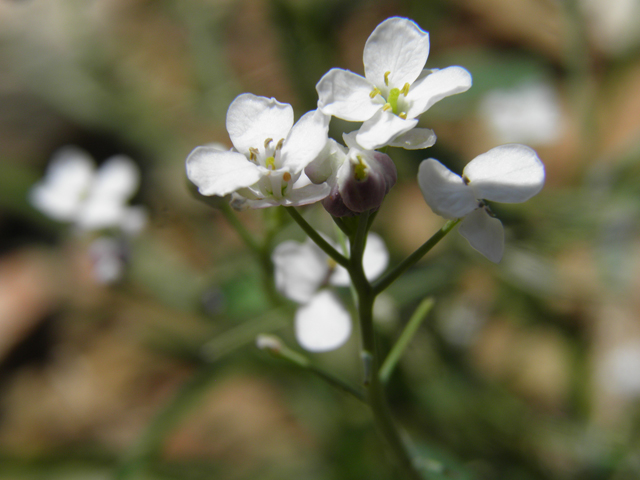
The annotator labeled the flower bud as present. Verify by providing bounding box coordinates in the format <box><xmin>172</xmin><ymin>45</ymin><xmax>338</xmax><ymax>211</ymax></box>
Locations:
<box><xmin>327</xmin><ymin>151</ymin><xmax>397</xmax><ymax>216</ymax></box>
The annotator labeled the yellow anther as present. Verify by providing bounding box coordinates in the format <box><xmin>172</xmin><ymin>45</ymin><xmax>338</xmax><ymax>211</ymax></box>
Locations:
<box><xmin>382</xmin><ymin>103</ymin><xmax>392</xmax><ymax>112</ymax></box>
<box><xmin>282</xmin><ymin>171</ymin><xmax>291</xmax><ymax>182</ymax></box>
<box><xmin>327</xmin><ymin>257</ymin><xmax>337</xmax><ymax>270</ymax></box>
<box><xmin>399</xmin><ymin>112</ymin><xmax>407</xmax><ymax>120</ymax></box>
<box><xmin>275</xmin><ymin>138</ymin><xmax>284</xmax><ymax>150</ymax></box>
<box><xmin>401</xmin><ymin>83</ymin><xmax>410</xmax><ymax>96</ymax></box>
<box><xmin>384</xmin><ymin>71</ymin><xmax>391</xmax><ymax>86</ymax></box>
<box><xmin>369</xmin><ymin>87</ymin><xmax>382</xmax><ymax>99</ymax></box>
<box><xmin>265</xmin><ymin>156</ymin><xmax>276</xmax><ymax>170</ymax></box>
<box><xmin>249</xmin><ymin>147</ymin><xmax>259</xmax><ymax>161</ymax></box>
<box><xmin>264</xmin><ymin>138</ymin><xmax>273</xmax><ymax>148</ymax></box>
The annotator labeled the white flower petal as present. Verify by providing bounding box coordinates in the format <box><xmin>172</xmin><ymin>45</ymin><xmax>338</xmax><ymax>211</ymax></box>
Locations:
<box><xmin>295</xmin><ymin>291</ymin><xmax>352</xmax><ymax>352</ymax></box>
<box><xmin>305</xmin><ymin>139</ymin><xmax>347</xmax><ymax>185</ymax></box>
<box><xmin>463</xmin><ymin>144</ymin><xmax>545</xmax><ymax>203</ymax></box>
<box><xmin>458</xmin><ymin>208</ymin><xmax>505</xmax><ymax>263</ymax></box>
<box><xmin>387</xmin><ymin>128</ymin><xmax>436</xmax><ymax>150</ymax></box>
<box><xmin>417</xmin><ymin>159</ymin><xmax>478</xmax><ymax>218</ymax></box>
<box><xmin>316</xmin><ymin>68</ymin><xmax>380</xmax><ymax>121</ymax></box>
<box><xmin>76</xmin><ymin>197</ymin><xmax>125</xmax><ymax>230</ymax></box>
<box><xmin>280</xmin><ymin>109</ymin><xmax>330</xmax><ymax>173</ymax></box>
<box><xmin>90</xmin><ymin>155</ymin><xmax>140</xmax><ymax>203</ymax></box>
<box><xmin>226</xmin><ymin>93</ymin><xmax>294</xmax><ymax>155</ymax></box>
<box><xmin>406</xmin><ymin>66</ymin><xmax>472</xmax><ymax>118</ymax></box>
<box><xmin>186</xmin><ymin>147</ymin><xmax>263</xmax><ymax>196</ymax></box>
<box><xmin>363</xmin><ymin>17</ymin><xmax>430</xmax><ymax>89</ymax></box>
<box><xmin>331</xmin><ymin>232</ymin><xmax>389</xmax><ymax>286</ymax></box>
<box><xmin>243</xmin><ymin>182</ymin><xmax>331</xmax><ymax>208</ymax></box>
<box><xmin>273</xmin><ymin>240</ymin><xmax>329</xmax><ymax>303</ymax></box>
<box><xmin>29</xmin><ymin>146</ymin><xmax>94</xmax><ymax>221</ymax></box>
<box><xmin>356</xmin><ymin>109</ymin><xmax>418</xmax><ymax>150</ymax></box>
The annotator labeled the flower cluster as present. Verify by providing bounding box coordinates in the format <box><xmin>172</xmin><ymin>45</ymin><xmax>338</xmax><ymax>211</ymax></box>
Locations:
<box><xmin>186</xmin><ymin>17</ymin><xmax>473</xmax><ymax>217</ymax></box>
<box><xmin>185</xmin><ymin>16</ymin><xmax>546</xmax><ymax>350</ymax></box>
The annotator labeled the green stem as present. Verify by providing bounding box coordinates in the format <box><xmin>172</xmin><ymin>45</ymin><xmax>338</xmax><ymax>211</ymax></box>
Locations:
<box><xmin>379</xmin><ymin>297</ymin><xmax>435</xmax><ymax>384</ymax></box>
<box><xmin>332</xmin><ymin>215</ymin><xmax>354</xmax><ymax>237</ymax></box>
<box><xmin>373</xmin><ymin>219</ymin><xmax>460</xmax><ymax>296</ymax></box>
<box><xmin>284</xmin><ymin>207</ymin><xmax>349</xmax><ymax>268</ymax></box>
<box><xmin>348</xmin><ymin>213</ymin><xmax>424</xmax><ymax>480</ymax></box>
<box><xmin>219</xmin><ymin>202</ymin><xmax>261</xmax><ymax>255</ymax></box>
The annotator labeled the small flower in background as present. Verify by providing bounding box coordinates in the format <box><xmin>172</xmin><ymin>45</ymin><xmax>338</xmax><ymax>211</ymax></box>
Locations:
<box><xmin>479</xmin><ymin>81</ymin><xmax>563</xmax><ymax>145</ymax></box>
<box><xmin>306</xmin><ymin>132</ymin><xmax>397</xmax><ymax>217</ymax></box>
<box><xmin>272</xmin><ymin>233</ymin><xmax>388</xmax><ymax>351</ymax></box>
<box><xmin>29</xmin><ymin>146</ymin><xmax>147</xmax><ymax>234</ymax></box>
<box><xmin>578</xmin><ymin>0</ymin><xmax>640</xmax><ymax>55</ymax></box>
<box><xmin>186</xmin><ymin>93</ymin><xmax>331</xmax><ymax>209</ymax></box>
<box><xmin>600</xmin><ymin>342</ymin><xmax>640</xmax><ymax>398</ymax></box>
<box><xmin>29</xmin><ymin>146</ymin><xmax>146</xmax><ymax>284</ymax></box>
<box><xmin>418</xmin><ymin>144</ymin><xmax>545</xmax><ymax>263</ymax></box>
<box><xmin>316</xmin><ymin>16</ymin><xmax>471</xmax><ymax>150</ymax></box>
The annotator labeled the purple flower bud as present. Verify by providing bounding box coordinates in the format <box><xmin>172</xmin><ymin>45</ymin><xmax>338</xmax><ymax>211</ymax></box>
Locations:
<box><xmin>326</xmin><ymin>151</ymin><xmax>397</xmax><ymax>217</ymax></box>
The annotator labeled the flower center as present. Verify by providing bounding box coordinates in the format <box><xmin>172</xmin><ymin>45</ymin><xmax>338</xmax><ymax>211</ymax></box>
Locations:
<box><xmin>248</xmin><ymin>137</ymin><xmax>285</xmax><ymax>169</ymax></box>
<box><xmin>370</xmin><ymin>70</ymin><xmax>410</xmax><ymax>119</ymax></box>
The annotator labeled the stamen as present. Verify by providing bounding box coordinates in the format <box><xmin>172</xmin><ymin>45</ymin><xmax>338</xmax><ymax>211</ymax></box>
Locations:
<box><xmin>382</xmin><ymin>103</ymin><xmax>392</xmax><ymax>112</ymax></box>
<box><xmin>384</xmin><ymin>71</ymin><xmax>391</xmax><ymax>86</ymax></box>
<box><xmin>282</xmin><ymin>171</ymin><xmax>291</xmax><ymax>182</ymax></box>
<box><xmin>249</xmin><ymin>147</ymin><xmax>259</xmax><ymax>161</ymax></box>
<box><xmin>264</xmin><ymin>138</ymin><xmax>273</xmax><ymax>149</ymax></box>
<box><xmin>275</xmin><ymin>138</ymin><xmax>284</xmax><ymax>150</ymax></box>
<box><xmin>400</xmin><ymin>83</ymin><xmax>410</xmax><ymax>96</ymax></box>
<box><xmin>399</xmin><ymin>112</ymin><xmax>407</xmax><ymax>120</ymax></box>
<box><xmin>462</xmin><ymin>175</ymin><xmax>470</xmax><ymax>185</ymax></box>
<box><xmin>369</xmin><ymin>87</ymin><xmax>382</xmax><ymax>99</ymax></box>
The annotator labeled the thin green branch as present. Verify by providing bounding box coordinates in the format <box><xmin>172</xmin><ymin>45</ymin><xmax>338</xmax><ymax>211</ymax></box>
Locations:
<box><xmin>373</xmin><ymin>219</ymin><xmax>460</xmax><ymax>296</ymax></box>
<box><xmin>379</xmin><ymin>297</ymin><xmax>435</xmax><ymax>384</ymax></box>
<box><xmin>219</xmin><ymin>202</ymin><xmax>261</xmax><ymax>255</ymax></box>
<box><xmin>257</xmin><ymin>335</ymin><xmax>366</xmax><ymax>402</ymax></box>
<box><xmin>284</xmin><ymin>207</ymin><xmax>349</xmax><ymax>267</ymax></box>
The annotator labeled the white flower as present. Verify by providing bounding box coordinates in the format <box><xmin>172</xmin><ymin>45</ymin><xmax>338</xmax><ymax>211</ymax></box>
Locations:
<box><xmin>186</xmin><ymin>93</ymin><xmax>332</xmax><ymax>208</ymax></box>
<box><xmin>29</xmin><ymin>146</ymin><xmax>146</xmax><ymax>233</ymax></box>
<box><xmin>272</xmin><ymin>233</ymin><xmax>389</xmax><ymax>351</ymax></box>
<box><xmin>316</xmin><ymin>17</ymin><xmax>471</xmax><ymax>150</ymax></box>
<box><xmin>417</xmin><ymin>144</ymin><xmax>545</xmax><ymax>263</ymax></box>
<box><xmin>479</xmin><ymin>81</ymin><xmax>563</xmax><ymax>145</ymax></box>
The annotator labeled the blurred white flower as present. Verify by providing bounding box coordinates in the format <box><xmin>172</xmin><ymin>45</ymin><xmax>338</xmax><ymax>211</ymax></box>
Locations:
<box><xmin>579</xmin><ymin>0</ymin><xmax>640</xmax><ymax>55</ymax></box>
<box><xmin>600</xmin><ymin>342</ymin><xmax>640</xmax><ymax>398</ymax></box>
<box><xmin>316</xmin><ymin>16</ymin><xmax>471</xmax><ymax>150</ymax></box>
<box><xmin>418</xmin><ymin>144</ymin><xmax>545</xmax><ymax>263</ymax></box>
<box><xmin>479</xmin><ymin>82</ymin><xmax>563</xmax><ymax>145</ymax></box>
<box><xmin>30</xmin><ymin>146</ymin><xmax>146</xmax><ymax>234</ymax></box>
<box><xmin>272</xmin><ymin>233</ymin><xmax>389</xmax><ymax>352</ymax></box>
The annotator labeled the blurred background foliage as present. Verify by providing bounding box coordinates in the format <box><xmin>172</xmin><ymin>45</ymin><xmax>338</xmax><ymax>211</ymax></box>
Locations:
<box><xmin>1</xmin><ymin>0</ymin><xmax>640</xmax><ymax>479</ymax></box>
